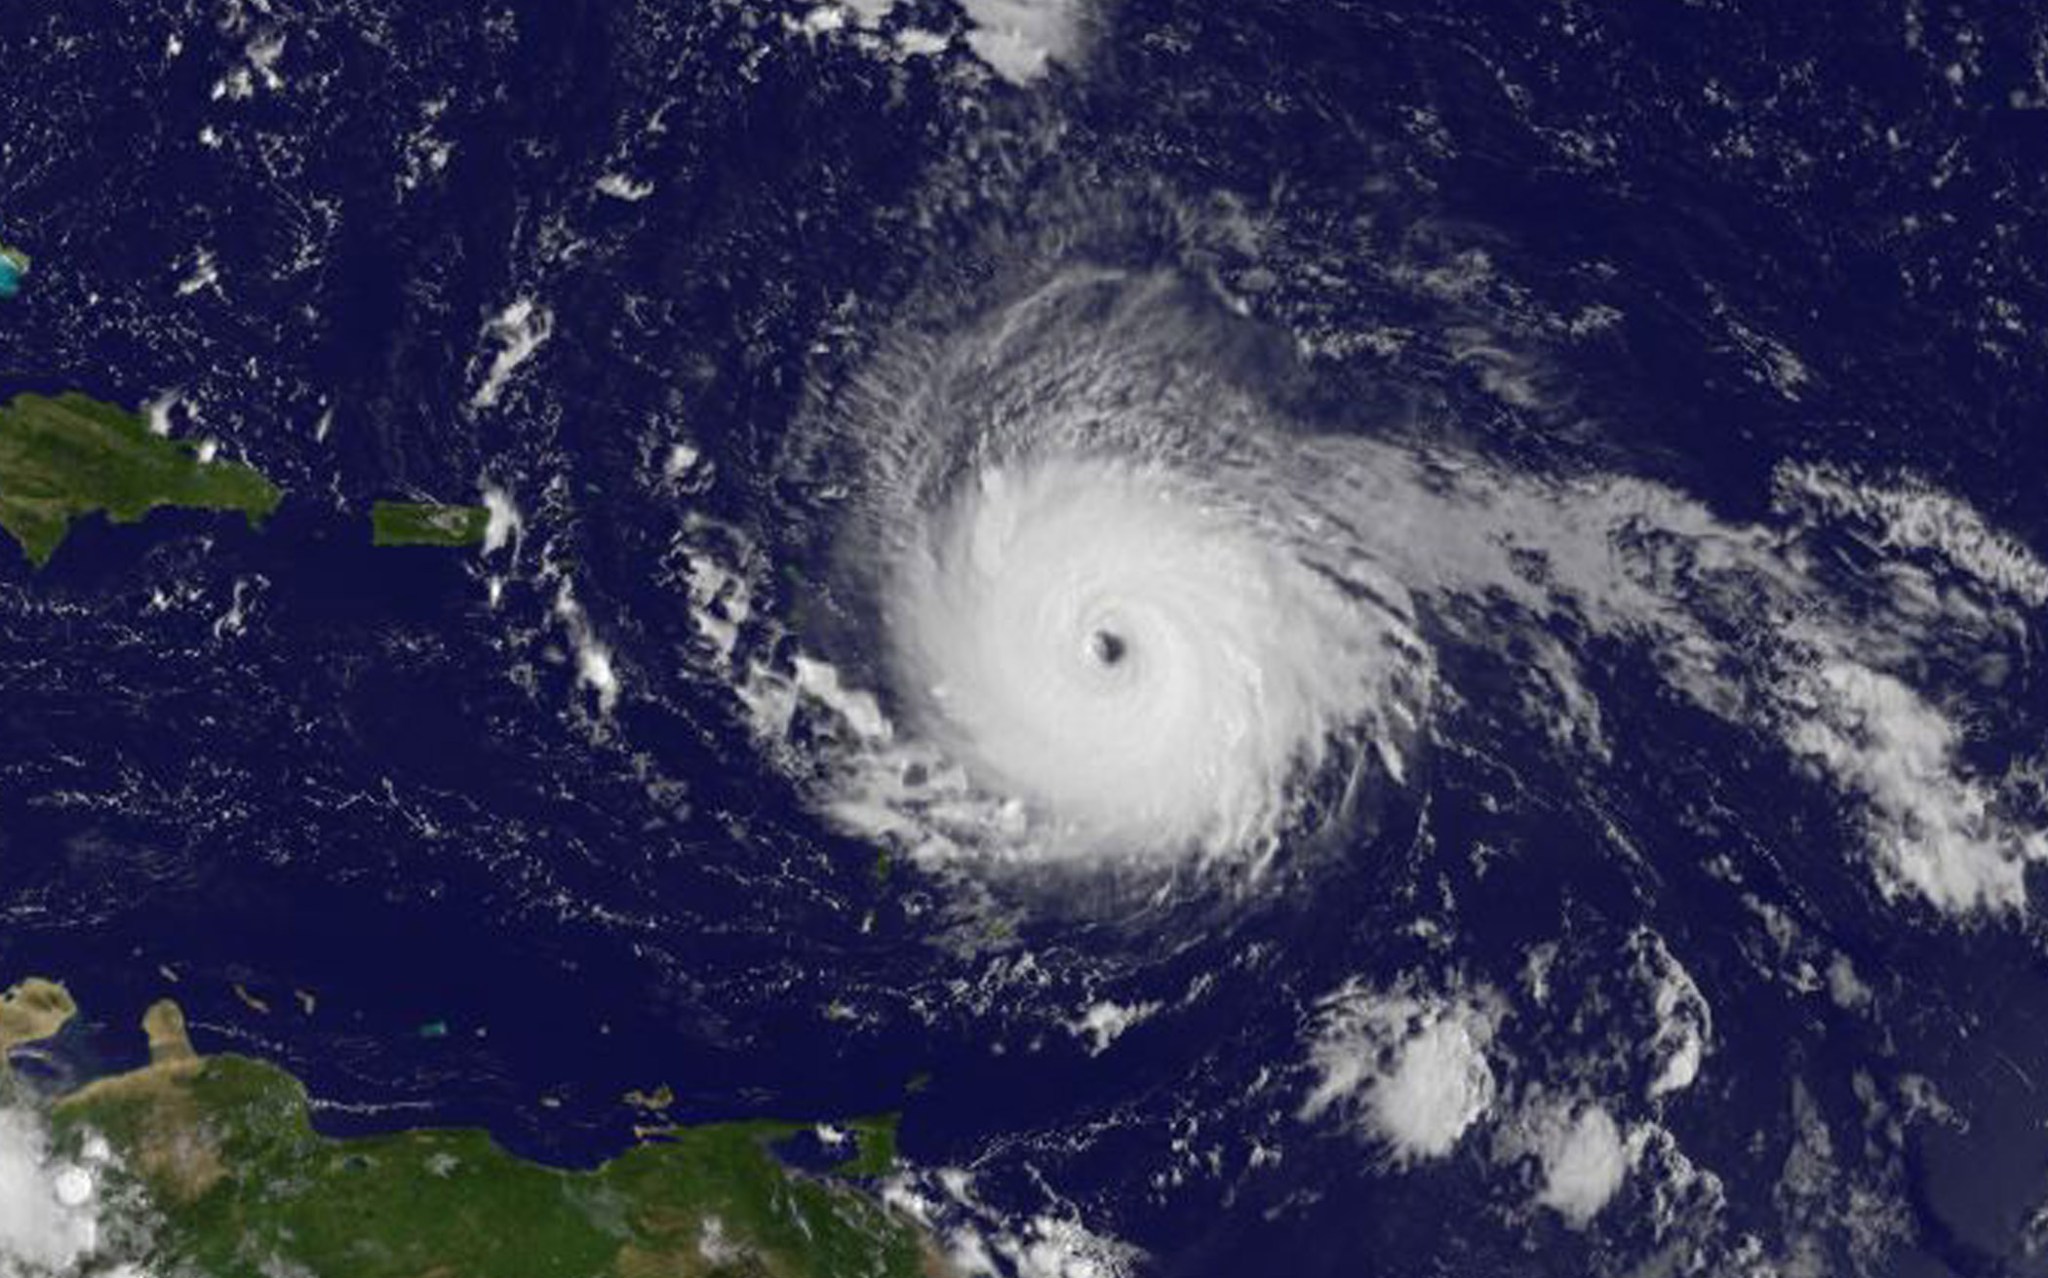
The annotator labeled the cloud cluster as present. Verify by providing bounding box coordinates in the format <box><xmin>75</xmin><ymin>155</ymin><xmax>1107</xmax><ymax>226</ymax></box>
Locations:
<box><xmin>1298</xmin><ymin>980</ymin><xmax>1503</xmax><ymax>1165</ymax></box>
<box><xmin>0</xmin><ymin>1105</ymin><xmax>137</xmax><ymax>1278</ymax></box>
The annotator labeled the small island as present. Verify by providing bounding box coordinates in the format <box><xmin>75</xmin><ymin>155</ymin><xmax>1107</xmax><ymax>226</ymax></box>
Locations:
<box><xmin>0</xmin><ymin>243</ymin><xmax>28</xmax><ymax>299</ymax></box>
<box><xmin>3</xmin><ymin>978</ymin><xmax>934</xmax><ymax>1278</ymax></box>
<box><xmin>0</xmin><ymin>391</ymin><xmax>282</xmax><ymax>567</ymax></box>
<box><xmin>371</xmin><ymin>499</ymin><xmax>490</xmax><ymax>548</ymax></box>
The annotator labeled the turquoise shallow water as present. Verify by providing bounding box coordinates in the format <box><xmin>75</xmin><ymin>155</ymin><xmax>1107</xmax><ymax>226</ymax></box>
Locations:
<box><xmin>0</xmin><ymin>255</ymin><xmax>21</xmax><ymax>298</ymax></box>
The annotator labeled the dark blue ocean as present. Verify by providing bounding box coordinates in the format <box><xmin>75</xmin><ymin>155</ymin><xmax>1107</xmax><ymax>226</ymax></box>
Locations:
<box><xmin>5</xmin><ymin>1</ymin><xmax>2048</xmax><ymax>1274</ymax></box>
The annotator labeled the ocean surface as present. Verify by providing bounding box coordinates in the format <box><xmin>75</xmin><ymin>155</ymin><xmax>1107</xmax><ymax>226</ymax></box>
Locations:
<box><xmin>4</xmin><ymin>1</ymin><xmax>2048</xmax><ymax>1274</ymax></box>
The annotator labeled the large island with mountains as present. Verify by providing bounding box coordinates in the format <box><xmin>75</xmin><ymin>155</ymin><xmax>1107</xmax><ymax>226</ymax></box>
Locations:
<box><xmin>0</xmin><ymin>390</ymin><xmax>492</xmax><ymax>567</ymax></box>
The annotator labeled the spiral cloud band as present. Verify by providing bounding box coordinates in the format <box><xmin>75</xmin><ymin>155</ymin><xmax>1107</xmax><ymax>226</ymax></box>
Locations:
<box><xmin>892</xmin><ymin>454</ymin><xmax>1402</xmax><ymax>859</ymax></box>
<box><xmin>764</xmin><ymin>269</ymin><xmax>1431</xmax><ymax>868</ymax></box>
<box><xmin>723</xmin><ymin>262</ymin><xmax>2048</xmax><ymax>908</ymax></box>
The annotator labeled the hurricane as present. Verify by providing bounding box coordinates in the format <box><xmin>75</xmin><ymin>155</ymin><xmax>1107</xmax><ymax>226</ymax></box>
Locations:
<box><xmin>729</xmin><ymin>240</ymin><xmax>2048</xmax><ymax>915</ymax></box>
<box><xmin>755</xmin><ymin>267</ymin><xmax>1433</xmax><ymax>872</ymax></box>
<box><xmin>890</xmin><ymin>452</ymin><xmax>1412</xmax><ymax>860</ymax></box>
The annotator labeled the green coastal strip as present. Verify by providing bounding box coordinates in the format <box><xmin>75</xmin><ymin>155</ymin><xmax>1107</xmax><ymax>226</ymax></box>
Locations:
<box><xmin>13</xmin><ymin>984</ymin><xmax>929</xmax><ymax>1278</ymax></box>
<box><xmin>371</xmin><ymin>499</ymin><xmax>490</xmax><ymax>547</ymax></box>
<box><xmin>0</xmin><ymin>391</ymin><xmax>282</xmax><ymax>567</ymax></box>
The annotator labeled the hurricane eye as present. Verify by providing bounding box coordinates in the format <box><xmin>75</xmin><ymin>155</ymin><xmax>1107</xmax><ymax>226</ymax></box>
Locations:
<box><xmin>1088</xmin><ymin>629</ymin><xmax>1129</xmax><ymax>668</ymax></box>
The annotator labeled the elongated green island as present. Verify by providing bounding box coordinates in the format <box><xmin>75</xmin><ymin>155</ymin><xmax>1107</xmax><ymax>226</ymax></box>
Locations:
<box><xmin>0</xmin><ymin>391</ymin><xmax>282</xmax><ymax>567</ymax></box>
<box><xmin>371</xmin><ymin>499</ymin><xmax>491</xmax><ymax>547</ymax></box>
<box><xmin>3</xmin><ymin>980</ymin><xmax>935</xmax><ymax>1278</ymax></box>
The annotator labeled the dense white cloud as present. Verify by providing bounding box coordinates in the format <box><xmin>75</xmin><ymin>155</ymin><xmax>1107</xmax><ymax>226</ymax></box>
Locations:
<box><xmin>1533</xmin><ymin>1104</ymin><xmax>1630</xmax><ymax>1228</ymax></box>
<box><xmin>0</xmin><ymin>1107</ymin><xmax>104</xmax><ymax>1278</ymax></box>
<box><xmin>957</xmin><ymin>0</ymin><xmax>1087</xmax><ymax>83</ymax></box>
<box><xmin>1783</xmin><ymin>659</ymin><xmax>2047</xmax><ymax>913</ymax></box>
<box><xmin>1299</xmin><ymin>980</ymin><xmax>1503</xmax><ymax>1164</ymax></box>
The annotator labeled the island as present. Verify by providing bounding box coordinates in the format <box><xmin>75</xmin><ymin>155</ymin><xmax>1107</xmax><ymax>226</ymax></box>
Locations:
<box><xmin>834</xmin><ymin>1114</ymin><xmax>904</xmax><ymax>1177</ymax></box>
<box><xmin>371</xmin><ymin>499</ymin><xmax>490</xmax><ymax>548</ymax></box>
<box><xmin>0</xmin><ymin>391</ymin><xmax>282</xmax><ymax>567</ymax></box>
<box><xmin>1</xmin><ymin>978</ymin><xmax>935</xmax><ymax>1278</ymax></box>
<box><xmin>0</xmin><ymin>243</ymin><xmax>27</xmax><ymax>299</ymax></box>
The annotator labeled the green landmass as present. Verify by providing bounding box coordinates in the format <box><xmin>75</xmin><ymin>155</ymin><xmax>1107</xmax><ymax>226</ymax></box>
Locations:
<box><xmin>0</xmin><ymin>391</ymin><xmax>282</xmax><ymax>567</ymax></box>
<box><xmin>371</xmin><ymin>499</ymin><xmax>490</xmax><ymax>547</ymax></box>
<box><xmin>32</xmin><ymin>991</ymin><xmax>933</xmax><ymax>1278</ymax></box>
<box><xmin>832</xmin><ymin>1115</ymin><xmax>902</xmax><ymax>1178</ymax></box>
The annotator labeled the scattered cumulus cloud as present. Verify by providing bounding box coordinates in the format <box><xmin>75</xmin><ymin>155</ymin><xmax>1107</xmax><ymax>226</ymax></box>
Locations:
<box><xmin>552</xmin><ymin>582</ymin><xmax>621</xmax><ymax>716</ymax></box>
<box><xmin>1773</xmin><ymin>461</ymin><xmax>2048</xmax><ymax>608</ymax></box>
<box><xmin>470</xmin><ymin>297</ymin><xmax>554</xmax><ymax>410</ymax></box>
<box><xmin>1065</xmin><ymin>1000</ymin><xmax>1160</xmax><ymax>1057</ymax></box>
<box><xmin>991</xmin><ymin>1214</ymin><xmax>1141</xmax><ymax>1278</ymax></box>
<box><xmin>1782</xmin><ymin>658</ymin><xmax>2048</xmax><ymax>913</ymax></box>
<box><xmin>1825</xmin><ymin>954</ymin><xmax>1872</xmax><ymax>1011</ymax></box>
<box><xmin>595</xmin><ymin>172</ymin><xmax>653</xmax><ymax>202</ymax></box>
<box><xmin>1631</xmin><ymin>930</ymin><xmax>1711</xmax><ymax>1100</ymax></box>
<box><xmin>882</xmin><ymin>1169</ymin><xmax>1141</xmax><ymax>1278</ymax></box>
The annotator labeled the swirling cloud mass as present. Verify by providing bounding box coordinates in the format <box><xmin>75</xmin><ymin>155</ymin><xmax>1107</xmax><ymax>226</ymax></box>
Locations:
<box><xmin>721</xmin><ymin>261</ymin><xmax>2048</xmax><ymax>912</ymax></box>
<box><xmin>888</xmin><ymin>454</ymin><xmax>1408</xmax><ymax>861</ymax></box>
<box><xmin>774</xmin><ymin>269</ymin><xmax>1431</xmax><ymax>870</ymax></box>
